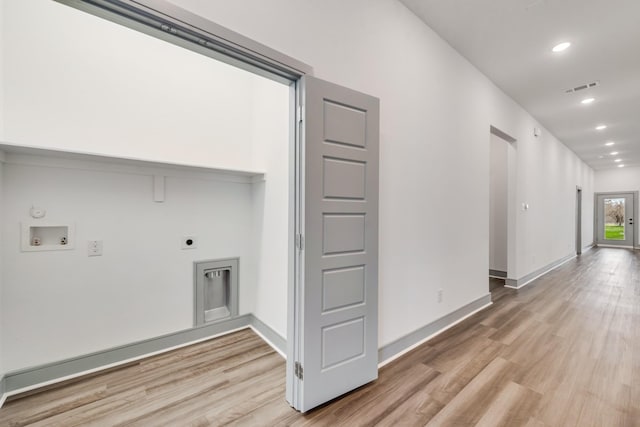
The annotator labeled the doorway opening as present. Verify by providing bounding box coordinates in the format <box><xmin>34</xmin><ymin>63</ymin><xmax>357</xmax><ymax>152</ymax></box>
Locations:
<box><xmin>576</xmin><ymin>187</ymin><xmax>583</xmax><ymax>255</ymax></box>
<box><xmin>489</xmin><ymin>126</ymin><xmax>516</xmax><ymax>288</ymax></box>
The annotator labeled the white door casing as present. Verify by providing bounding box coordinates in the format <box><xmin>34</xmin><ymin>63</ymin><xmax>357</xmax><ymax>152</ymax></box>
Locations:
<box><xmin>291</xmin><ymin>75</ymin><xmax>380</xmax><ymax>412</ymax></box>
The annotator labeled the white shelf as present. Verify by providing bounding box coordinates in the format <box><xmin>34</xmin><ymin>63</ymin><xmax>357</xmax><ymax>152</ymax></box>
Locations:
<box><xmin>0</xmin><ymin>143</ymin><xmax>266</xmax><ymax>184</ymax></box>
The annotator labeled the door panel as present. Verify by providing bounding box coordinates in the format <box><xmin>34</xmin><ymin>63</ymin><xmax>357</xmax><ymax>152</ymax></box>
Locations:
<box><xmin>292</xmin><ymin>75</ymin><xmax>379</xmax><ymax>412</ymax></box>
<box><xmin>596</xmin><ymin>193</ymin><xmax>635</xmax><ymax>247</ymax></box>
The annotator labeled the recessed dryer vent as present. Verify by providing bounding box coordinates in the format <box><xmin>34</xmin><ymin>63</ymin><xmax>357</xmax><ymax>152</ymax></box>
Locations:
<box><xmin>194</xmin><ymin>258</ymin><xmax>238</xmax><ymax>326</ymax></box>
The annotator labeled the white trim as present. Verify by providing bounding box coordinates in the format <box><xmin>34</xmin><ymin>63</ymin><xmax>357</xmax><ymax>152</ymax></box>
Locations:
<box><xmin>580</xmin><ymin>243</ymin><xmax>595</xmax><ymax>254</ymax></box>
<box><xmin>377</xmin><ymin>294</ymin><xmax>492</xmax><ymax>366</ymax></box>
<box><xmin>249</xmin><ymin>326</ymin><xmax>286</xmax><ymax>359</ymax></box>
<box><xmin>0</xmin><ymin>376</ymin><xmax>6</xmax><ymax>408</ymax></box>
<box><xmin>505</xmin><ymin>254</ymin><xmax>575</xmax><ymax>289</ymax></box>
<box><xmin>3</xmin><ymin>325</ymin><xmax>250</xmax><ymax>399</ymax></box>
<box><xmin>55</xmin><ymin>0</ymin><xmax>312</xmax><ymax>83</ymax></box>
<box><xmin>1</xmin><ymin>312</ymin><xmax>287</xmax><ymax>403</ymax></box>
<box><xmin>378</xmin><ymin>301</ymin><xmax>493</xmax><ymax>368</ymax></box>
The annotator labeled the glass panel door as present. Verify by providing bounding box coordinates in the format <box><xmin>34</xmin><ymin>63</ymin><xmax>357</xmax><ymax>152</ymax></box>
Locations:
<box><xmin>596</xmin><ymin>193</ymin><xmax>635</xmax><ymax>247</ymax></box>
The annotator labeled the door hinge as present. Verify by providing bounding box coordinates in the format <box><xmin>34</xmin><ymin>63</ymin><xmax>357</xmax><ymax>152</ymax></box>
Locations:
<box><xmin>295</xmin><ymin>234</ymin><xmax>304</xmax><ymax>250</ymax></box>
<box><xmin>294</xmin><ymin>361</ymin><xmax>303</xmax><ymax>380</ymax></box>
<box><xmin>297</xmin><ymin>105</ymin><xmax>304</xmax><ymax>123</ymax></box>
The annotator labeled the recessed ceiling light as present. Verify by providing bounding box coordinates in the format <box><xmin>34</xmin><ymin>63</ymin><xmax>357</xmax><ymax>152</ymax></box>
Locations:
<box><xmin>610</xmin><ymin>151</ymin><xmax>619</xmax><ymax>155</ymax></box>
<box><xmin>615</xmin><ymin>159</ymin><xmax>622</xmax><ymax>162</ymax></box>
<box><xmin>605</xmin><ymin>141</ymin><xmax>615</xmax><ymax>146</ymax></box>
<box><xmin>618</xmin><ymin>164</ymin><xmax>625</xmax><ymax>168</ymax></box>
<box><xmin>581</xmin><ymin>98</ymin><xmax>595</xmax><ymax>104</ymax></box>
<box><xmin>552</xmin><ymin>42</ymin><xmax>571</xmax><ymax>52</ymax></box>
<box><xmin>596</xmin><ymin>125</ymin><xmax>607</xmax><ymax>130</ymax></box>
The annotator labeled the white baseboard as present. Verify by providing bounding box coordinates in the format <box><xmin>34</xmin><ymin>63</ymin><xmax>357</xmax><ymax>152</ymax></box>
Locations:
<box><xmin>505</xmin><ymin>253</ymin><xmax>575</xmax><ymax>289</ymax></box>
<box><xmin>377</xmin><ymin>293</ymin><xmax>493</xmax><ymax>366</ymax></box>
<box><xmin>0</xmin><ymin>313</ymin><xmax>285</xmax><ymax>406</ymax></box>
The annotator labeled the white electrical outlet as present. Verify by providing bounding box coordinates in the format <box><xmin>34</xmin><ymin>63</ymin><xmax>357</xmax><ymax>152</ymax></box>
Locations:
<box><xmin>88</xmin><ymin>240</ymin><xmax>103</xmax><ymax>256</ymax></box>
<box><xmin>181</xmin><ymin>236</ymin><xmax>197</xmax><ymax>249</ymax></box>
<box><xmin>438</xmin><ymin>289</ymin><xmax>443</xmax><ymax>303</ymax></box>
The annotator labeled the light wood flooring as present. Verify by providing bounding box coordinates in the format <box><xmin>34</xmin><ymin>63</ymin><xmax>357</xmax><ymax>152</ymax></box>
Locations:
<box><xmin>1</xmin><ymin>247</ymin><xmax>639</xmax><ymax>426</ymax></box>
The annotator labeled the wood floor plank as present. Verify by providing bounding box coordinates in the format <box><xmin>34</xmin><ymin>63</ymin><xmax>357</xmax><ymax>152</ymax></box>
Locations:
<box><xmin>424</xmin><ymin>357</ymin><xmax>523</xmax><ymax>426</ymax></box>
<box><xmin>29</xmin><ymin>388</ymin><xmax>147</xmax><ymax>427</ymax></box>
<box><xmin>474</xmin><ymin>381</ymin><xmax>542</xmax><ymax>427</ymax></box>
<box><xmin>371</xmin><ymin>392</ymin><xmax>442</xmax><ymax>427</ymax></box>
<box><xmin>2</xmin><ymin>247</ymin><xmax>639</xmax><ymax>426</ymax></box>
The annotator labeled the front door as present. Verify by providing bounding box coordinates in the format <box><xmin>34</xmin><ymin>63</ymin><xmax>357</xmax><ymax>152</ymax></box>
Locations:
<box><xmin>596</xmin><ymin>193</ymin><xmax>635</xmax><ymax>247</ymax></box>
<box><xmin>289</xmin><ymin>75</ymin><xmax>379</xmax><ymax>412</ymax></box>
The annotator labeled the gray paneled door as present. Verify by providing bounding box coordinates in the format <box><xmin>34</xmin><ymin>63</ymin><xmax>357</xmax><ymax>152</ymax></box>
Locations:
<box><xmin>596</xmin><ymin>192</ymin><xmax>635</xmax><ymax>247</ymax></box>
<box><xmin>290</xmin><ymin>75</ymin><xmax>379</xmax><ymax>412</ymax></box>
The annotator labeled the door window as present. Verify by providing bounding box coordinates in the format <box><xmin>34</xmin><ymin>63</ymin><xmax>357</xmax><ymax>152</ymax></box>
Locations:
<box><xmin>603</xmin><ymin>197</ymin><xmax>625</xmax><ymax>240</ymax></box>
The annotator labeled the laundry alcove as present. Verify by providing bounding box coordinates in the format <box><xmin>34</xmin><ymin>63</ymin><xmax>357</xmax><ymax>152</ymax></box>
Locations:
<box><xmin>0</xmin><ymin>0</ymin><xmax>290</xmax><ymax>378</ymax></box>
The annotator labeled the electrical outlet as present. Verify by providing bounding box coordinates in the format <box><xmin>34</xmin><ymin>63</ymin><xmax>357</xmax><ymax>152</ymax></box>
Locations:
<box><xmin>181</xmin><ymin>236</ymin><xmax>197</xmax><ymax>250</ymax></box>
<box><xmin>88</xmin><ymin>240</ymin><xmax>103</xmax><ymax>256</ymax></box>
<box><xmin>438</xmin><ymin>289</ymin><xmax>443</xmax><ymax>303</ymax></box>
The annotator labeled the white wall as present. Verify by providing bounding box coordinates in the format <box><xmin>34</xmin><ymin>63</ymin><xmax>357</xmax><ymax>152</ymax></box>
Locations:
<box><xmin>0</xmin><ymin>159</ymin><xmax>4</xmax><ymax>380</ymax></box>
<box><xmin>0</xmin><ymin>0</ymin><xmax>4</xmax><ymax>140</ymax></box>
<box><xmin>168</xmin><ymin>0</ymin><xmax>595</xmax><ymax>346</ymax></box>
<box><xmin>489</xmin><ymin>134</ymin><xmax>508</xmax><ymax>273</ymax></box>
<box><xmin>595</xmin><ymin>166</ymin><xmax>640</xmax><ymax>246</ymax></box>
<box><xmin>249</xmin><ymin>81</ymin><xmax>291</xmax><ymax>338</ymax></box>
<box><xmin>0</xmin><ymin>1</ymin><xmax>4</xmax><ymax>381</ymax></box>
<box><xmin>2</xmin><ymin>0</ymin><xmax>257</xmax><ymax>170</ymax></box>
<box><xmin>594</xmin><ymin>166</ymin><xmax>640</xmax><ymax>193</ymax></box>
<box><xmin>1</xmin><ymin>0</ymin><xmax>290</xmax><ymax>372</ymax></box>
<box><xmin>513</xmin><ymin>132</ymin><xmax>594</xmax><ymax>277</ymax></box>
<box><xmin>2</xmin><ymin>159</ymin><xmax>255</xmax><ymax>370</ymax></box>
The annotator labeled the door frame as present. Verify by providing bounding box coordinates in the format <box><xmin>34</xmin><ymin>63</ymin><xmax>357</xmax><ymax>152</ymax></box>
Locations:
<box><xmin>576</xmin><ymin>186</ymin><xmax>582</xmax><ymax>255</ymax></box>
<box><xmin>56</xmin><ymin>0</ymin><xmax>318</xmax><ymax>410</ymax></box>
<box><xmin>56</xmin><ymin>0</ymin><xmax>312</xmax><ymax>82</ymax></box>
<box><xmin>594</xmin><ymin>191</ymin><xmax>638</xmax><ymax>248</ymax></box>
<box><xmin>488</xmin><ymin>126</ymin><xmax>517</xmax><ymax>282</ymax></box>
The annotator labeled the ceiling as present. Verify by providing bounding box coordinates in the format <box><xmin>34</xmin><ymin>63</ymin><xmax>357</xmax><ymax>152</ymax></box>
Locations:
<box><xmin>399</xmin><ymin>0</ymin><xmax>640</xmax><ymax>170</ymax></box>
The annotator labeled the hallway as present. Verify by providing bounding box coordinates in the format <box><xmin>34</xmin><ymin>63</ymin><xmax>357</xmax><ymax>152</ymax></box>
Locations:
<box><xmin>297</xmin><ymin>247</ymin><xmax>640</xmax><ymax>426</ymax></box>
<box><xmin>1</xmin><ymin>247</ymin><xmax>638</xmax><ymax>425</ymax></box>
